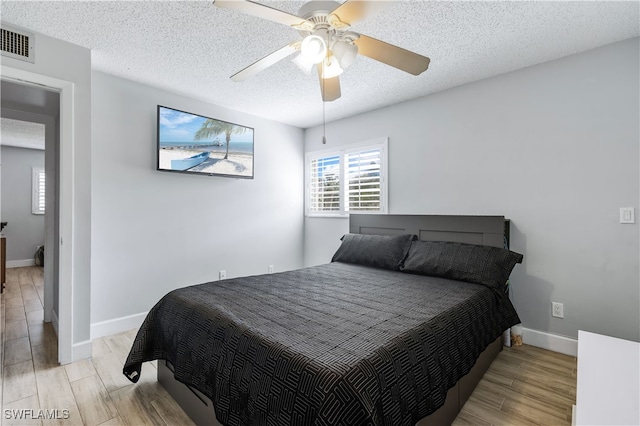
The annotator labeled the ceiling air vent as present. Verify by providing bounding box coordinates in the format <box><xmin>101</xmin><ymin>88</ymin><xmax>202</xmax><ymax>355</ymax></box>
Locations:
<box><xmin>1</xmin><ymin>24</ymin><xmax>35</xmax><ymax>63</ymax></box>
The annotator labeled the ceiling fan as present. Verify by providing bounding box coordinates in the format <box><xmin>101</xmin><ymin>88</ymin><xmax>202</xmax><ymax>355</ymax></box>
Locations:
<box><xmin>213</xmin><ymin>0</ymin><xmax>431</xmax><ymax>102</ymax></box>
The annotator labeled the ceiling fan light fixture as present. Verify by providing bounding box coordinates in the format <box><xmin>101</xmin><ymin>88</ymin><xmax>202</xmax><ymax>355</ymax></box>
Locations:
<box><xmin>320</xmin><ymin>54</ymin><xmax>343</xmax><ymax>79</ymax></box>
<box><xmin>301</xmin><ymin>35</ymin><xmax>327</xmax><ymax>64</ymax></box>
<box><xmin>291</xmin><ymin>53</ymin><xmax>315</xmax><ymax>75</ymax></box>
<box><xmin>332</xmin><ymin>40</ymin><xmax>358</xmax><ymax>69</ymax></box>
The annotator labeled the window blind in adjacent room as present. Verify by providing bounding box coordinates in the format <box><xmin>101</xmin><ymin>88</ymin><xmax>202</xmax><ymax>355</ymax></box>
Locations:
<box><xmin>32</xmin><ymin>167</ymin><xmax>45</xmax><ymax>215</ymax></box>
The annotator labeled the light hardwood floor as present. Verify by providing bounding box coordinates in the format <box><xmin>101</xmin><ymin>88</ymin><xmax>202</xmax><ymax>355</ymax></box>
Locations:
<box><xmin>2</xmin><ymin>266</ymin><xmax>576</xmax><ymax>425</ymax></box>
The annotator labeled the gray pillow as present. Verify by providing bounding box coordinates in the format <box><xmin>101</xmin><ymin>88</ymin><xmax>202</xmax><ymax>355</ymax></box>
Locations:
<box><xmin>331</xmin><ymin>233</ymin><xmax>416</xmax><ymax>270</ymax></box>
<box><xmin>401</xmin><ymin>240</ymin><xmax>523</xmax><ymax>289</ymax></box>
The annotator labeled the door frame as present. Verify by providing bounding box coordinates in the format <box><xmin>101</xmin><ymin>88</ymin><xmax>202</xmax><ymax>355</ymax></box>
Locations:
<box><xmin>1</xmin><ymin>65</ymin><xmax>74</xmax><ymax>364</ymax></box>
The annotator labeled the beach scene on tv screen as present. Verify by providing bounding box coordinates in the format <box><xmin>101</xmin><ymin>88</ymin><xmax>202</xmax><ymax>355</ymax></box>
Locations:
<box><xmin>158</xmin><ymin>107</ymin><xmax>254</xmax><ymax>178</ymax></box>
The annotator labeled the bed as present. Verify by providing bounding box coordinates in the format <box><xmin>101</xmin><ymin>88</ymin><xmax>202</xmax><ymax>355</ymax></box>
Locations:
<box><xmin>123</xmin><ymin>214</ymin><xmax>522</xmax><ymax>425</ymax></box>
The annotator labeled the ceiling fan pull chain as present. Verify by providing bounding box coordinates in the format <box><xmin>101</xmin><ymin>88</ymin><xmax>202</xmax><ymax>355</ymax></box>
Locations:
<box><xmin>322</xmin><ymin>61</ymin><xmax>327</xmax><ymax>144</ymax></box>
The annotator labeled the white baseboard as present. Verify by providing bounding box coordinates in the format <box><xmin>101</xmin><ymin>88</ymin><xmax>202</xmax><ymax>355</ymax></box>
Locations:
<box><xmin>7</xmin><ymin>259</ymin><xmax>36</xmax><ymax>268</ymax></box>
<box><xmin>72</xmin><ymin>340</ymin><xmax>93</xmax><ymax>362</ymax></box>
<box><xmin>523</xmin><ymin>327</ymin><xmax>578</xmax><ymax>357</ymax></box>
<box><xmin>45</xmin><ymin>309</ymin><xmax>91</xmax><ymax>364</ymax></box>
<box><xmin>91</xmin><ymin>312</ymin><xmax>148</xmax><ymax>340</ymax></box>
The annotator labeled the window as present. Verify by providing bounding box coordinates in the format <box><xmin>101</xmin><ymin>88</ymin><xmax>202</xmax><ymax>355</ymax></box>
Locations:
<box><xmin>306</xmin><ymin>138</ymin><xmax>388</xmax><ymax>216</ymax></box>
<box><xmin>32</xmin><ymin>167</ymin><xmax>45</xmax><ymax>215</ymax></box>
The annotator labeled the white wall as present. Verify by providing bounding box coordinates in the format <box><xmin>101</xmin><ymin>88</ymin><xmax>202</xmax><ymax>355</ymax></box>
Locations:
<box><xmin>90</xmin><ymin>72</ymin><xmax>304</xmax><ymax>335</ymax></box>
<box><xmin>304</xmin><ymin>38</ymin><xmax>640</xmax><ymax>343</ymax></box>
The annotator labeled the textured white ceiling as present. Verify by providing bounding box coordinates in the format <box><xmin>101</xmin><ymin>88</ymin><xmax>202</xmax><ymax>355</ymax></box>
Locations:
<box><xmin>1</xmin><ymin>1</ymin><xmax>638</xmax><ymax>128</ymax></box>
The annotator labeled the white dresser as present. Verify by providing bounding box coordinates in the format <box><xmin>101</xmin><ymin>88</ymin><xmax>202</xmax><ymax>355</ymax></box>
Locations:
<box><xmin>575</xmin><ymin>330</ymin><xmax>640</xmax><ymax>426</ymax></box>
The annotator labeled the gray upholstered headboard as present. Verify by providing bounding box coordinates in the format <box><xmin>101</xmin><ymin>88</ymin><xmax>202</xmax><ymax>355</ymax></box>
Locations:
<box><xmin>349</xmin><ymin>214</ymin><xmax>506</xmax><ymax>248</ymax></box>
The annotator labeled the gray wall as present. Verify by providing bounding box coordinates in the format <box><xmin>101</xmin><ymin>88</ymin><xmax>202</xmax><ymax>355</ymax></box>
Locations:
<box><xmin>90</xmin><ymin>71</ymin><xmax>305</xmax><ymax>326</ymax></box>
<box><xmin>0</xmin><ymin>145</ymin><xmax>45</xmax><ymax>261</ymax></box>
<box><xmin>304</xmin><ymin>38</ymin><xmax>640</xmax><ymax>342</ymax></box>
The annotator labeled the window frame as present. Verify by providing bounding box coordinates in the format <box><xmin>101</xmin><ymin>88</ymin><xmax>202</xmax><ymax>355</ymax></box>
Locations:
<box><xmin>32</xmin><ymin>166</ymin><xmax>45</xmax><ymax>215</ymax></box>
<box><xmin>305</xmin><ymin>137</ymin><xmax>388</xmax><ymax>217</ymax></box>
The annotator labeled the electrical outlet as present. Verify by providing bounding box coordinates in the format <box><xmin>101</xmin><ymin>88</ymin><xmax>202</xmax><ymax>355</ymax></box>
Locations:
<box><xmin>268</xmin><ymin>265</ymin><xmax>274</xmax><ymax>274</ymax></box>
<box><xmin>219</xmin><ymin>270</ymin><xmax>226</xmax><ymax>280</ymax></box>
<box><xmin>620</xmin><ymin>207</ymin><xmax>635</xmax><ymax>224</ymax></box>
<box><xmin>552</xmin><ymin>302</ymin><xmax>564</xmax><ymax>318</ymax></box>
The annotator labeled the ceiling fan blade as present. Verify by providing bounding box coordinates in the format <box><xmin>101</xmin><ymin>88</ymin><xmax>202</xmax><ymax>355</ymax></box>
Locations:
<box><xmin>214</xmin><ymin>0</ymin><xmax>313</xmax><ymax>29</ymax></box>
<box><xmin>319</xmin><ymin>75</ymin><xmax>341</xmax><ymax>102</ymax></box>
<box><xmin>330</xmin><ymin>0</ymin><xmax>391</xmax><ymax>26</ymax></box>
<box><xmin>231</xmin><ymin>42</ymin><xmax>299</xmax><ymax>82</ymax></box>
<box><xmin>354</xmin><ymin>34</ymin><xmax>430</xmax><ymax>76</ymax></box>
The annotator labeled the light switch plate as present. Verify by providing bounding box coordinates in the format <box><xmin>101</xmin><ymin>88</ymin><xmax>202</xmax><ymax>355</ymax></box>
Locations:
<box><xmin>620</xmin><ymin>207</ymin><xmax>635</xmax><ymax>224</ymax></box>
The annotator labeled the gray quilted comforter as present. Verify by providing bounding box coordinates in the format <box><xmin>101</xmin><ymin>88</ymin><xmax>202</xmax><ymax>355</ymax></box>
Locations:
<box><xmin>123</xmin><ymin>262</ymin><xmax>519</xmax><ymax>425</ymax></box>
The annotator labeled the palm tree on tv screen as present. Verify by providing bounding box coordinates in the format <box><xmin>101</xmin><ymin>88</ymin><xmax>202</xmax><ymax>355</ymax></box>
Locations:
<box><xmin>194</xmin><ymin>119</ymin><xmax>247</xmax><ymax>160</ymax></box>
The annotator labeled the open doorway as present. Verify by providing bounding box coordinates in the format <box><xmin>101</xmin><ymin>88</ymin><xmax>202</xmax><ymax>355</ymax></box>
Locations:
<box><xmin>2</xmin><ymin>60</ymin><xmax>83</xmax><ymax>365</ymax></box>
<box><xmin>1</xmin><ymin>79</ymin><xmax>60</xmax><ymax>359</ymax></box>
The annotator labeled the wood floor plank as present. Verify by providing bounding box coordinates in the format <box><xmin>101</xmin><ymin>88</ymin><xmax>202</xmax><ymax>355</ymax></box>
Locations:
<box><xmin>460</xmin><ymin>394</ymin><xmax>539</xmax><ymax>426</ymax></box>
<box><xmin>91</xmin><ymin>338</ymin><xmax>112</xmax><ymax>359</ymax></box>
<box><xmin>488</xmin><ymin>354</ymin><xmax>577</xmax><ymax>395</ymax></box>
<box><xmin>24</xmin><ymin>298</ymin><xmax>43</xmax><ymax>313</ymax></box>
<box><xmin>452</xmin><ymin>409</ymin><xmax>492</xmax><ymax>426</ymax></box>
<box><xmin>4</xmin><ymin>336</ymin><xmax>32</xmax><ymax>366</ymax></box>
<box><xmin>4</xmin><ymin>281</ymin><xmax>23</xmax><ymax>297</ymax></box>
<box><xmin>2</xmin><ymin>394</ymin><xmax>42</xmax><ymax>426</ymax></box>
<box><xmin>20</xmin><ymin>285</ymin><xmax>39</xmax><ymax>302</ymax></box>
<box><xmin>17</xmin><ymin>268</ymin><xmax>33</xmax><ymax>286</ymax></box>
<box><xmin>500</xmin><ymin>347</ymin><xmax>577</xmax><ymax>381</ymax></box>
<box><xmin>35</xmin><ymin>366</ymin><xmax>77</xmax><ymax>413</ymax></box>
<box><xmin>510</xmin><ymin>377</ymin><xmax>576</xmax><ymax>411</ymax></box>
<box><xmin>32</xmin><ymin>342</ymin><xmax>59</xmax><ymax>372</ymax></box>
<box><xmin>65</xmin><ymin>358</ymin><xmax>97</xmax><ymax>383</ymax></box>
<box><xmin>5</xmin><ymin>295</ymin><xmax>25</xmax><ymax>309</ymax></box>
<box><xmin>103</xmin><ymin>333</ymin><xmax>133</xmax><ymax>364</ymax></box>
<box><xmin>501</xmin><ymin>393</ymin><xmax>571</xmax><ymax>425</ymax></box>
<box><xmin>26</xmin><ymin>310</ymin><xmax>44</xmax><ymax>328</ymax></box>
<box><xmin>35</xmin><ymin>287</ymin><xmax>45</xmax><ymax>305</ymax></box>
<box><xmin>151</xmin><ymin>394</ymin><xmax>196</xmax><ymax>426</ymax></box>
<box><xmin>481</xmin><ymin>367</ymin><xmax>515</xmax><ymax>387</ymax></box>
<box><xmin>92</xmin><ymin>352</ymin><xmax>134</xmax><ymax>394</ymax></box>
<box><xmin>5</xmin><ymin>267</ymin><xmax>21</xmax><ymax>282</ymax></box>
<box><xmin>28</xmin><ymin>323</ymin><xmax>57</xmax><ymax>348</ymax></box>
<box><xmin>6</xmin><ymin>319</ymin><xmax>29</xmax><ymax>341</ymax></box>
<box><xmin>108</xmin><ymin>385</ymin><xmax>166</xmax><ymax>426</ymax></box>
<box><xmin>3</xmin><ymin>359</ymin><xmax>38</xmax><ymax>404</ymax></box>
<box><xmin>71</xmin><ymin>374</ymin><xmax>119</xmax><ymax>426</ymax></box>
<box><xmin>96</xmin><ymin>417</ymin><xmax>124</xmax><ymax>426</ymax></box>
<box><xmin>6</xmin><ymin>306</ymin><xmax>26</xmax><ymax>322</ymax></box>
<box><xmin>466</xmin><ymin>381</ymin><xmax>506</xmax><ymax>410</ymax></box>
<box><xmin>41</xmin><ymin>405</ymin><xmax>83</xmax><ymax>426</ymax></box>
<box><xmin>123</xmin><ymin>329</ymin><xmax>137</xmax><ymax>342</ymax></box>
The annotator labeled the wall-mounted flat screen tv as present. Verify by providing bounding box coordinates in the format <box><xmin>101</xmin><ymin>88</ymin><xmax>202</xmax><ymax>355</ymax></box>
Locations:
<box><xmin>157</xmin><ymin>105</ymin><xmax>254</xmax><ymax>179</ymax></box>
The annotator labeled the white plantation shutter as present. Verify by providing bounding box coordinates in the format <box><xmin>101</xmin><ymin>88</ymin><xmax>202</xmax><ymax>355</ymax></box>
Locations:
<box><xmin>32</xmin><ymin>167</ymin><xmax>45</xmax><ymax>215</ymax></box>
<box><xmin>345</xmin><ymin>148</ymin><xmax>382</xmax><ymax>212</ymax></box>
<box><xmin>309</xmin><ymin>155</ymin><xmax>341</xmax><ymax>213</ymax></box>
<box><xmin>306</xmin><ymin>138</ymin><xmax>387</xmax><ymax>216</ymax></box>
